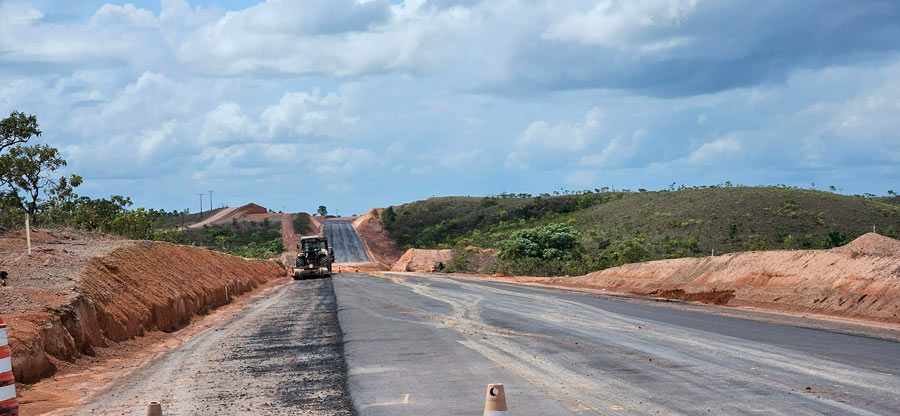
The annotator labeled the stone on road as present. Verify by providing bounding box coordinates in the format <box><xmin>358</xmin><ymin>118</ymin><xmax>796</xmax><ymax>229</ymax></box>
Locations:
<box><xmin>334</xmin><ymin>272</ymin><xmax>900</xmax><ymax>415</ymax></box>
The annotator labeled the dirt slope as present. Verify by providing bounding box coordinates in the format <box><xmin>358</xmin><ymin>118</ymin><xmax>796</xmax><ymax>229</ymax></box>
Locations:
<box><xmin>1</xmin><ymin>231</ymin><xmax>285</xmax><ymax>384</ymax></box>
<box><xmin>494</xmin><ymin>233</ymin><xmax>900</xmax><ymax>325</ymax></box>
<box><xmin>391</xmin><ymin>248</ymin><xmax>453</xmax><ymax>272</ymax></box>
<box><xmin>188</xmin><ymin>203</ymin><xmax>268</xmax><ymax>229</ymax></box>
<box><xmin>352</xmin><ymin>209</ymin><xmax>403</xmax><ymax>268</ymax></box>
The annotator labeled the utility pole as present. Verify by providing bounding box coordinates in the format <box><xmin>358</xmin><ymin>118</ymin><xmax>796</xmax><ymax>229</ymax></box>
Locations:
<box><xmin>198</xmin><ymin>193</ymin><xmax>205</xmax><ymax>220</ymax></box>
<box><xmin>209</xmin><ymin>190</ymin><xmax>214</xmax><ymax>214</ymax></box>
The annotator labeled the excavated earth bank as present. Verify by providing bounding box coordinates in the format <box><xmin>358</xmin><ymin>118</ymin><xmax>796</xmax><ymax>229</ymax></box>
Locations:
<box><xmin>391</xmin><ymin>248</ymin><xmax>453</xmax><ymax>272</ymax></box>
<box><xmin>497</xmin><ymin>233</ymin><xmax>900</xmax><ymax>325</ymax></box>
<box><xmin>2</xmin><ymin>237</ymin><xmax>284</xmax><ymax>384</ymax></box>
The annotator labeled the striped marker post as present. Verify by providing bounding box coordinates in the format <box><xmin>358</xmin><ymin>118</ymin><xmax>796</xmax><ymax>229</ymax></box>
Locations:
<box><xmin>483</xmin><ymin>383</ymin><xmax>507</xmax><ymax>416</ymax></box>
<box><xmin>0</xmin><ymin>317</ymin><xmax>18</xmax><ymax>416</ymax></box>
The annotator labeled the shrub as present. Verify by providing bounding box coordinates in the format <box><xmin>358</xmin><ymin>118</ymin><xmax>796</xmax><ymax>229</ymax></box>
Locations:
<box><xmin>824</xmin><ymin>231</ymin><xmax>850</xmax><ymax>248</ymax></box>
<box><xmin>500</xmin><ymin>223</ymin><xmax>581</xmax><ymax>260</ymax></box>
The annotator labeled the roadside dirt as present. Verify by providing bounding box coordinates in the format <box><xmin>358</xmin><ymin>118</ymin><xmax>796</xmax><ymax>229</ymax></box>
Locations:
<box><xmin>391</xmin><ymin>249</ymin><xmax>453</xmax><ymax>272</ymax></box>
<box><xmin>351</xmin><ymin>209</ymin><xmax>403</xmax><ymax>269</ymax></box>
<box><xmin>0</xmin><ymin>229</ymin><xmax>285</xmax><ymax>388</ymax></box>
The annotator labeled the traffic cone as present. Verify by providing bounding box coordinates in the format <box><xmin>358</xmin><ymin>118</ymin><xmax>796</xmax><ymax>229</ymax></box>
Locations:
<box><xmin>483</xmin><ymin>383</ymin><xmax>507</xmax><ymax>416</ymax></box>
<box><xmin>0</xmin><ymin>317</ymin><xmax>18</xmax><ymax>416</ymax></box>
<box><xmin>146</xmin><ymin>401</ymin><xmax>162</xmax><ymax>416</ymax></box>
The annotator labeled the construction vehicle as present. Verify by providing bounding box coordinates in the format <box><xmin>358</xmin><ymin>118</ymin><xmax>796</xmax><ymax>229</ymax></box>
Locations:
<box><xmin>292</xmin><ymin>235</ymin><xmax>334</xmax><ymax>279</ymax></box>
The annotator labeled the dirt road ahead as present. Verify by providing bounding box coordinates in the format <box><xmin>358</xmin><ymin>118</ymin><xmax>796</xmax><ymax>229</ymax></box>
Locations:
<box><xmin>73</xmin><ymin>278</ymin><xmax>352</xmax><ymax>415</ymax></box>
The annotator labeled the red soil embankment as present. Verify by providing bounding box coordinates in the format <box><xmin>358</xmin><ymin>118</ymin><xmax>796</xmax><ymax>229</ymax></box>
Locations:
<box><xmin>353</xmin><ymin>210</ymin><xmax>403</xmax><ymax>268</ymax></box>
<box><xmin>4</xmin><ymin>242</ymin><xmax>284</xmax><ymax>384</ymax></box>
<box><xmin>391</xmin><ymin>248</ymin><xmax>453</xmax><ymax>272</ymax></box>
<box><xmin>502</xmin><ymin>233</ymin><xmax>900</xmax><ymax>325</ymax></box>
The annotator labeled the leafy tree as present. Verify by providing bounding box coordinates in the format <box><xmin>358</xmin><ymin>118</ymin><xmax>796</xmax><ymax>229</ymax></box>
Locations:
<box><xmin>317</xmin><ymin>205</ymin><xmax>328</xmax><ymax>216</ymax></box>
<box><xmin>0</xmin><ymin>111</ymin><xmax>40</xmax><ymax>154</ymax></box>
<box><xmin>0</xmin><ymin>144</ymin><xmax>67</xmax><ymax>220</ymax></box>
<box><xmin>382</xmin><ymin>206</ymin><xmax>397</xmax><ymax>226</ymax></box>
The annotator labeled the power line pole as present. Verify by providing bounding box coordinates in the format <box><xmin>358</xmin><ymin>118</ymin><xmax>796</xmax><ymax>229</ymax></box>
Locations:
<box><xmin>209</xmin><ymin>190</ymin><xmax>214</xmax><ymax>213</ymax></box>
<box><xmin>197</xmin><ymin>193</ymin><xmax>205</xmax><ymax>220</ymax></box>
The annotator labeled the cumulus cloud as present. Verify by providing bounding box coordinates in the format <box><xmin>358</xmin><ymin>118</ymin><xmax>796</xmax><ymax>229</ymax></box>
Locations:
<box><xmin>1</xmin><ymin>0</ymin><xmax>899</xmax><ymax>210</ymax></box>
<box><xmin>686</xmin><ymin>136</ymin><xmax>742</xmax><ymax>165</ymax></box>
<box><xmin>506</xmin><ymin>108</ymin><xmax>603</xmax><ymax>169</ymax></box>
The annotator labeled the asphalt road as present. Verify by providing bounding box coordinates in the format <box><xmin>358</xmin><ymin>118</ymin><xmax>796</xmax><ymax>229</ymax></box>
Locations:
<box><xmin>335</xmin><ymin>273</ymin><xmax>900</xmax><ymax>415</ymax></box>
<box><xmin>78</xmin><ymin>278</ymin><xmax>353</xmax><ymax>415</ymax></box>
<box><xmin>323</xmin><ymin>220</ymin><xmax>370</xmax><ymax>263</ymax></box>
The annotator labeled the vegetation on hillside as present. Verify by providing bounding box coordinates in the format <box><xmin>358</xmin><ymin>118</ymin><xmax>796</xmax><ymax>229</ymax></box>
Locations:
<box><xmin>383</xmin><ymin>186</ymin><xmax>900</xmax><ymax>276</ymax></box>
<box><xmin>292</xmin><ymin>213</ymin><xmax>311</xmax><ymax>235</ymax></box>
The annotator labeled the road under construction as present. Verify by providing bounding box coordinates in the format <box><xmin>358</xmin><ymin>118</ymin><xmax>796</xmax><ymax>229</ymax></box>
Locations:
<box><xmin>6</xmin><ymin>217</ymin><xmax>900</xmax><ymax>415</ymax></box>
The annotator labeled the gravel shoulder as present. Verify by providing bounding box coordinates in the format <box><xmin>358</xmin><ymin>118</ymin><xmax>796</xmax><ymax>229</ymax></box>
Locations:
<box><xmin>69</xmin><ymin>278</ymin><xmax>353</xmax><ymax>415</ymax></box>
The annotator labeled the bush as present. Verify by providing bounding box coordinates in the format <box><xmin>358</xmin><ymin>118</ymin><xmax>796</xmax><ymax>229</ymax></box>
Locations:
<box><xmin>292</xmin><ymin>213</ymin><xmax>310</xmax><ymax>234</ymax></box>
<box><xmin>500</xmin><ymin>223</ymin><xmax>581</xmax><ymax>260</ymax></box>
<box><xmin>824</xmin><ymin>231</ymin><xmax>850</xmax><ymax>248</ymax></box>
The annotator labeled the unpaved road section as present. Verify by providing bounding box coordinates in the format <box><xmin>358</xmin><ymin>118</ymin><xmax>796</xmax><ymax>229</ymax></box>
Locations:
<box><xmin>324</xmin><ymin>220</ymin><xmax>370</xmax><ymax>263</ymax></box>
<box><xmin>335</xmin><ymin>273</ymin><xmax>900</xmax><ymax>415</ymax></box>
<box><xmin>73</xmin><ymin>278</ymin><xmax>353</xmax><ymax>415</ymax></box>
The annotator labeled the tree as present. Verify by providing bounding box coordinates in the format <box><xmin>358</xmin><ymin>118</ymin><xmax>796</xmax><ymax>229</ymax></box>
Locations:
<box><xmin>0</xmin><ymin>111</ymin><xmax>41</xmax><ymax>155</ymax></box>
<box><xmin>0</xmin><ymin>144</ymin><xmax>67</xmax><ymax>220</ymax></box>
<box><xmin>317</xmin><ymin>205</ymin><xmax>328</xmax><ymax>216</ymax></box>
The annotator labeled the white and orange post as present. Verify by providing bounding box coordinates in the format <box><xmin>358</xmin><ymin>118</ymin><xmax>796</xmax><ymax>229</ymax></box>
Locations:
<box><xmin>0</xmin><ymin>317</ymin><xmax>18</xmax><ymax>416</ymax></box>
<box><xmin>484</xmin><ymin>383</ymin><xmax>507</xmax><ymax>416</ymax></box>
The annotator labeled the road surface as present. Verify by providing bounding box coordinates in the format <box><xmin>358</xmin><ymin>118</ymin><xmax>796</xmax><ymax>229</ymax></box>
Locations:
<box><xmin>336</xmin><ymin>273</ymin><xmax>900</xmax><ymax>415</ymax></box>
<box><xmin>323</xmin><ymin>220</ymin><xmax>370</xmax><ymax>263</ymax></box>
<box><xmin>74</xmin><ymin>272</ymin><xmax>900</xmax><ymax>415</ymax></box>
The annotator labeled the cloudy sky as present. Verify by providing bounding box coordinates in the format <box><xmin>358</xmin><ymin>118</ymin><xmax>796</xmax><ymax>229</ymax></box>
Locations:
<box><xmin>2</xmin><ymin>0</ymin><xmax>899</xmax><ymax>214</ymax></box>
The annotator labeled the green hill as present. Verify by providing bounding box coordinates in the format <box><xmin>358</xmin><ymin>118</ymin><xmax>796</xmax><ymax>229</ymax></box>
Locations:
<box><xmin>382</xmin><ymin>186</ymin><xmax>900</xmax><ymax>275</ymax></box>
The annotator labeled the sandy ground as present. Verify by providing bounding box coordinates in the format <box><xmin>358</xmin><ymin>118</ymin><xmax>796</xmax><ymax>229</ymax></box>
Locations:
<box><xmin>391</xmin><ymin>248</ymin><xmax>453</xmax><ymax>272</ymax></box>
<box><xmin>0</xmin><ymin>229</ymin><xmax>130</xmax><ymax>316</ymax></box>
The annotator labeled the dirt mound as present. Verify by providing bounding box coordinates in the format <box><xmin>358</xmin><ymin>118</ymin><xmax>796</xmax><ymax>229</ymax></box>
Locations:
<box><xmin>353</xmin><ymin>209</ymin><xmax>404</xmax><ymax>268</ymax></box>
<box><xmin>2</xmin><ymin>237</ymin><xmax>284</xmax><ymax>384</ymax></box>
<box><xmin>391</xmin><ymin>249</ymin><xmax>453</xmax><ymax>272</ymax></box>
<box><xmin>834</xmin><ymin>232</ymin><xmax>900</xmax><ymax>257</ymax></box>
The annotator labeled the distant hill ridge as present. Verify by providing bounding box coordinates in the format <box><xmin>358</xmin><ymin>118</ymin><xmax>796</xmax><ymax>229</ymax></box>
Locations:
<box><xmin>381</xmin><ymin>186</ymin><xmax>900</xmax><ymax>275</ymax></box>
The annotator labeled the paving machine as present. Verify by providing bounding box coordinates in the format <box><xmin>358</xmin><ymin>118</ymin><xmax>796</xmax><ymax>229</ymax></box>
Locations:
<box><xmin>292</xmin><ymin>235</ymin><xmax>335</xmax><ymax>279</ymax></box>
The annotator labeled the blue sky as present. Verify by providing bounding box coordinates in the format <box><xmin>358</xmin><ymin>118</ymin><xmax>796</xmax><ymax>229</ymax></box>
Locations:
<box><xmin>1</xmin><ymin>0</ymin><xmax>899</xmax><ymax>215</ymax></box>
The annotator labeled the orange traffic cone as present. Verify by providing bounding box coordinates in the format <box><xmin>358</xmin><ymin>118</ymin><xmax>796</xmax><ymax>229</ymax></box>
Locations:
<box><xmin>147</xmin><ymin>401</ymin><xmax>162</xmax><ymax>416</ymax></box>
<box><xmin>484</xmin><ymin>384</ymin><xmax>507</xmax><ymax>415</ymax></box>
<box><xmin>0</xmin><ymin>317</ymin><xmax>18</xmax><ymax>416</ymax></box>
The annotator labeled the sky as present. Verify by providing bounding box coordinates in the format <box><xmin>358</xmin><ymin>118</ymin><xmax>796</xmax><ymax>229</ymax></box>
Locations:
<box><xmin>1</xmin><ymin>0</ymin><xmax>899</xmax><ymax>215</ymax></box>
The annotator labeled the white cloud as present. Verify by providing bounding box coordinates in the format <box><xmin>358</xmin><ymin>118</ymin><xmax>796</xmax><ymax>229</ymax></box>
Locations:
<box><xmin>260</xmin><ymin>90</ymin><xmax>358</xmax><ymax>139</ymax></box>
<box><xmin>686</xmin><ymin>135</ymin><xmax>742</xmax><ymax>165</ymax></box>
<box><xmin>579</xmin><ymin>129</ymin><xmax>646</xmax><ymax>168</ymax></box>
<box><xmin>506</xmin><ymin>107</ymin><xmax>604</xmax><ymax>169</ymax></box>
<box><xmin>544</xmin><ymin>0</ymin><xmax>699</xmax><ymax>49</ymax></box>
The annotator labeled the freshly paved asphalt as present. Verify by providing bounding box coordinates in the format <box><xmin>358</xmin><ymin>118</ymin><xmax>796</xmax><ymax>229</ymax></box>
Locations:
<box><xmin>334</xmin><ymin>272</ymin><xmax>900</xmax><ymax>415</ymax></box>
<box><xmin>323</xmin><ymin>220</ymin><xmax>370</xmax><ymax>263</ymax></box>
